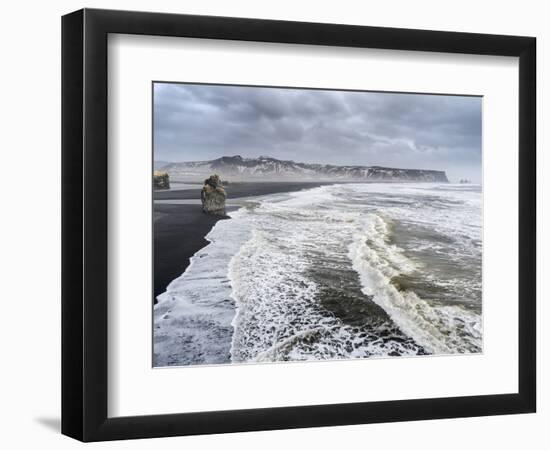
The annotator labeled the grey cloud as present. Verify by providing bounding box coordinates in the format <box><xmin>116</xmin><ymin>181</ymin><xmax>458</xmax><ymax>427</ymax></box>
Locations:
<box><xmin>154</xmin><ymin>83</ymin><xmax>482</xmax><ymax>181</ymax></box>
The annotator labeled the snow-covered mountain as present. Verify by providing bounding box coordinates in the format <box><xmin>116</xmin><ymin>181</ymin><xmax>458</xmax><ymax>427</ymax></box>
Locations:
<box><xmin>154</xmin><ymin>160</ymin><xmax>171</xmax><ymax>170</ymax></box>
<box><xmin>159</xmin><ymin>155</ymin><xmax>448</xmax><ymax>182</ymax></box>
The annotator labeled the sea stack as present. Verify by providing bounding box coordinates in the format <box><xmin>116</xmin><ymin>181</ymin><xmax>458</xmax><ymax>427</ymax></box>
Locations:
<box><xmin>153</xmin><ymin>171</ymin><xmax>170</xmax><ymax>190</ymax></box>
<box><xmin>201</xmin><ymin>174</ymin><xmax>227</xmax><ymax>215</ymax></box>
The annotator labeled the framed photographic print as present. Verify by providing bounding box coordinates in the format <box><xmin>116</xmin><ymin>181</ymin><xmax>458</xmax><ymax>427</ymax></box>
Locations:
<box><xmin>61</xmin><ymin>8</ymin><xmax>536</xmax><ymax>441</ymax></box>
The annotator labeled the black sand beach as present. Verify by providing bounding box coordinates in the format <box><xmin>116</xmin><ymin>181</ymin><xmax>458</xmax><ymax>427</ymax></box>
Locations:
<box><xmin>154</xmin><ymin>181</ymin><xmax>333</xmax><ymax>201</ymax></box>
<box><xmin>153</xmin><ymin>204</ymin><xmax>236</xmax><ymax>302</ymax></box>
<box><xmin>153</xmin><ymin>181</ymin><xmax>330</xmax><ymax>303</ymax></box>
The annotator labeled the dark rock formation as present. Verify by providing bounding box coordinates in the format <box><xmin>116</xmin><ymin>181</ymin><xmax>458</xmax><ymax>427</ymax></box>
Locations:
<box><xmin>153</xmin><ymin>171</ymin><xmax>170</xmax><ymax>190</ymax></box>
<box><xmin>201</xmin><ymin>174</ymin><xmax>226</xmax><ymax>215</ymax></box>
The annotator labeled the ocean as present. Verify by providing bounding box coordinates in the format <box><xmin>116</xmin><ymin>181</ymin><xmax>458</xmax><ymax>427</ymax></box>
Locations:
<box><xmin>154</xmin><ymin>183</ymin><xmax>482</xmax><ymax>367</ymax></box>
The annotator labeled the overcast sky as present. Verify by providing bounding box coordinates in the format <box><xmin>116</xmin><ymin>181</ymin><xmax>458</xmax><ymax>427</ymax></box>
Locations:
<box><xmin>154</xmin><ymin>83</ymin><xmax>482</xmax><ymax>182</ymax></box>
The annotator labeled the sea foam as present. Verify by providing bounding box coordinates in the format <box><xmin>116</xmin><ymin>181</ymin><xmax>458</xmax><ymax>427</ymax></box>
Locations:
<box><xmin>153</xmin><ymin>209</ymin><xmax>251</xmax><ymax>366</ymax></box>
<box><xmin>349</xmin><ymin>213</ymin><xmax>481</xmax><ymax>354</ymax></box>
<box><xmin>154</xmin><ymin>183</ymin><xmax>482</xmax><ymax>366</ymax></box>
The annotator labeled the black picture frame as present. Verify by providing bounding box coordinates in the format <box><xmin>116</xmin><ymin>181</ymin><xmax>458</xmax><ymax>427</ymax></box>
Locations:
<box><xmin>61</xmin><ymin>8</ymin><xmax>536</xmax><ymax>442</ymax></box>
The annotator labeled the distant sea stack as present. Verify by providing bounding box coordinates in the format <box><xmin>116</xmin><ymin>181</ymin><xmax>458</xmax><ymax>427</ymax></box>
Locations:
<box><xmin>160</xmin><ymin>155</ymin><xmax>449</xmax><ymax>183</ymax></box>
<box><xmin>201</xmin><ymin>174</ymin><xmax>227</xmax><ymax>215</ymax></box>
<box><xmin>153</xmin><ymin>171</ymin><xmax>170</xmax><ymax>190</ymax></box>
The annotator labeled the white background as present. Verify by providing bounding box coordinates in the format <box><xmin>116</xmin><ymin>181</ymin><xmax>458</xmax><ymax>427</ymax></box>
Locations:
<box><xmin>0</xmin><ymin>0</ymin><xmax>546</xmax><ymax>448</ymax></box>
<box><xmin>109</xmin><ymin>35</ymin><xmax>519</xmax><ymax>417</ymax></box>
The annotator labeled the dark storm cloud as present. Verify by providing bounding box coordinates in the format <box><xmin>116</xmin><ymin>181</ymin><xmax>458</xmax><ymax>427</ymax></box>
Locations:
<box><xmin>154</xmin><ymin>83</ymin><xmax>482</xmax><ymax>181</ymax></box>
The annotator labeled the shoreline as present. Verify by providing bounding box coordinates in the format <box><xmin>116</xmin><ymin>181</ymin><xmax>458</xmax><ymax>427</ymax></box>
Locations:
<box><xmin>154</xmin><ymin>180</ymin><xmax>334</xmax><ymax>201</ymax></box>
<box><xmin>154</xmin><ymin>204</ymin><xmax>231</xmax><ymax>303</ymax></box>
<box><xmin>153</xmin><ymin>181</ymin><xmax>330</xmax><ymax>303</ymax></box>
<box><xmin>153</xmin><ymin>181</ymin><xmax>462</xmax><ymax>303</ymax></box>
<box><xmin>153</xmin><ymin>181</ymin><xmax>481</xmax><ymax>364</ymax></box>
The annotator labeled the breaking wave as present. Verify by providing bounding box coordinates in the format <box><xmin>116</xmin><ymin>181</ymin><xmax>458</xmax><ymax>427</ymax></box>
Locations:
<box><xmin>154</xmin><ymin>182</ymin><xmax>482</xmax><ymax>366</ymax></box>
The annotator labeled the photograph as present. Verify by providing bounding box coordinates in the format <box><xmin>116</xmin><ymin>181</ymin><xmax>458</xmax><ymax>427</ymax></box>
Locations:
<box><xmin>0</xmin><ymin>0</ymin><xmax>541</xmax><ymax>446</ymax></box>
<box><xmin>152</xmin><ymin>82</ymin><xmax>483</xmax><ymax>367</ymax></box>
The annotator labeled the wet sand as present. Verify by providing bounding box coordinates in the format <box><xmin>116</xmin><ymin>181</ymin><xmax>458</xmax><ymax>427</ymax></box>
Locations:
<box><xmin>153</xmin><ymin>181</ymin><xmax>331</xmax><ymax>303</ymax></box>
<box><xmin>154</xmin><ymin>181</ymin><xmax>333</xmax><ymax>201</ymax></box>
<box><xmin>154</xmin><ymin>204</ymin><xmax>233</xmax><ymax>303</ymax></box>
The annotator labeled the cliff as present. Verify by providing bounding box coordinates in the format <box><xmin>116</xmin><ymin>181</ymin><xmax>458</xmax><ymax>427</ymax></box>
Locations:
<box><xmin>153</xmin><ymin>171</ymin><xmax>170</xmax><ymax>190</ymax></box>
<box><xmin>160</xmin><ymin>155</ymin><xmax>448</xmax><ymax>183</ymax></box>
